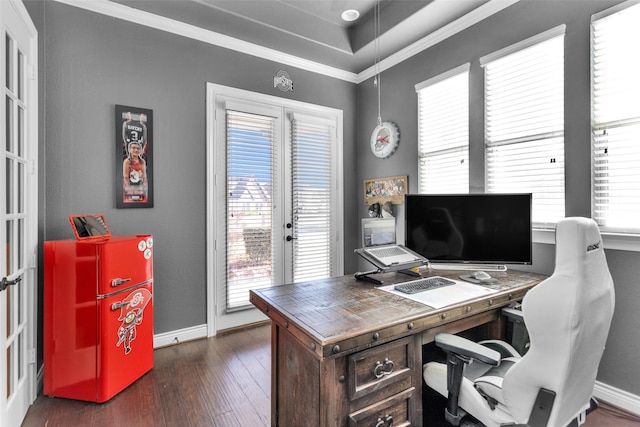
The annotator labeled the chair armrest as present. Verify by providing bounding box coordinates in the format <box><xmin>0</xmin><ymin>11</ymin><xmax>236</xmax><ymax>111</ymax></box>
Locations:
<box><xmin>435</xmin><ymin>333</ymin><xmax>501</xmax><ymax>365</ymax></box>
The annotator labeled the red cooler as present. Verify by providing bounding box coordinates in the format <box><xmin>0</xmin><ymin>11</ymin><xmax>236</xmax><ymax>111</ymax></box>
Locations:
<box><xmin>44</xmin><ymin>224</ymin><xmax>154</xmax><ymax>403</ymax></box>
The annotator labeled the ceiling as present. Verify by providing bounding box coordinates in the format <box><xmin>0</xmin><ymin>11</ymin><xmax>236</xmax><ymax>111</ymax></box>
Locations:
<box><xmin>107</xmin><ymin>0</ymin><xmax>497</xmax><ymax>75</ymax></box>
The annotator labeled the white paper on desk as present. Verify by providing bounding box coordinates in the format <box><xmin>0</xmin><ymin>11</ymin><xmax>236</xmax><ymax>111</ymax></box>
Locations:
<box><xmin>379</xmin><ymin>280</ymin><xmax>498</xmax><ymax>309</ymax></box>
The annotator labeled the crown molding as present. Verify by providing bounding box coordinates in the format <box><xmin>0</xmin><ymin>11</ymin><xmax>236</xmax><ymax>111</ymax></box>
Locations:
<box><xmin>51</xmin><ymin>0</ymin><xmax>359</xmax><ymax>83</ymax></box>
<box><xmin>356</xmin><ymin>0</ymin><xmax>519</xmax><ymax>83</ymax></box>
<box><xmin>51</xmin><ymin>0</ymin><xmax>518</xmax><ymax>85</ymax></box>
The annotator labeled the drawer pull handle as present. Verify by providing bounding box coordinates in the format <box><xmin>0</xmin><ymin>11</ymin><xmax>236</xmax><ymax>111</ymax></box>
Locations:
<box><xmin>375</xmin><ymin>415</ymin><xmax>394</xmax><ymax>427</ymax></box>
<box><xmin>373</xmin><ymin>358</ymin><xmax>395</xmax><ymax>379</ymax></box>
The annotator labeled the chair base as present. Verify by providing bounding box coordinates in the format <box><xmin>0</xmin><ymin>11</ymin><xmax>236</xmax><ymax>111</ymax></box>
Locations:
<box><xmin>445</xmin><ymin>409</ymin><xmax>485</xmax><ymax>427</ymax></box>
<box><xmin>445</xmin><ymin>407</ymin><xmax>466</xmax><ymax>426</ymax></box>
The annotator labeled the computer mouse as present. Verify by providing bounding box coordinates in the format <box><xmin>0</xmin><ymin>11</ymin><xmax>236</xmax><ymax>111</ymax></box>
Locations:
<box><xmin>472</xmin><ymin>271</ymin><xmax>491</xmax><ymax>280</ymax></box>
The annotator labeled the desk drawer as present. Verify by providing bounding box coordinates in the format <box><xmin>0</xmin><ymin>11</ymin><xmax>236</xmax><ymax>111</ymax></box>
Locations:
<box><xmin>348</xmin><ymin>387</ymin><xmax>414</xmax><ymax>427</ymax></box>
<box><xmin>348</xmin><ymin>336</ymin><xmax>414</xmax><ymax>401</ymax></box>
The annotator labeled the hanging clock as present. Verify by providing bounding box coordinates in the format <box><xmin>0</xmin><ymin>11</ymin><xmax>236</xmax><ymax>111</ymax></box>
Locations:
<box><xmin>370</xmin><ymin>121</ymin><xmax>400</xmax><ymax>159</ymax></box>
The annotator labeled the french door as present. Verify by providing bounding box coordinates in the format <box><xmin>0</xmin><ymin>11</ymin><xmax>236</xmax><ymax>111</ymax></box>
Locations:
<box><xmin>1</xmin><ymin>1</ymin><xmax>38</xmax><ymax>425</ymax></box>
<box><xmin>207</xmin><ymin>84</ymin><xmax>343</xmax><ymax>333</ymax></box>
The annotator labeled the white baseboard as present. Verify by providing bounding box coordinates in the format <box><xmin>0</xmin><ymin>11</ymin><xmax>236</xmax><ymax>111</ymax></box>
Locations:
<box><xmin>594</xmin><ymin>380</ymin><xmax>640</xmax><ymax>415</ymax></box>
<box><xmin>153</xmin><ymin>324</ymin><xmax>208</xmax><ymax>348</ymax></box>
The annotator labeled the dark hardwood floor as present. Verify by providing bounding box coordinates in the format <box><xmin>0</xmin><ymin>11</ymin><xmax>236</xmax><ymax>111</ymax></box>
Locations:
<box><xmin>22</xmin><ymin>323</ymin><xmax>640</xmax><ymax>426</ymax></box>
<box><xmin>23</xmin><ymin>325</ymin><xmax>271</xmax><ymax>427</ymax></box>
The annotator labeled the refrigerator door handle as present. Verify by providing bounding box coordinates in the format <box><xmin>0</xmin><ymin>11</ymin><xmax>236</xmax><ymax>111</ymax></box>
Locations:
<box><xmin>111</xmin><ymin>278</ymin><xmax>131</xmax><ymax>287</ymax></box>
<box><xmin>111</xmin><ymin>301</ymin><xmax>130</xmax><ymax>310</ymax></box>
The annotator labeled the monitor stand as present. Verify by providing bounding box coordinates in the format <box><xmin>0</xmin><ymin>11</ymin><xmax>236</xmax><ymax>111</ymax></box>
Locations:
<box><xmin>428</xmin><ymin>263</ymin><xmax>508</xmax><ymax>272</ymax></box>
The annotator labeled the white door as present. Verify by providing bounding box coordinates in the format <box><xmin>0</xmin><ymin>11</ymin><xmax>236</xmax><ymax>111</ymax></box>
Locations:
<box><xmin>1</xmin><ymin>1</ymin><xmax>38</xmax><ymax>425</ymax></box>
<box><xmin>207</xmin><ymin>84</ymin><xmax>343</xmax><ymax>333</ymax></box>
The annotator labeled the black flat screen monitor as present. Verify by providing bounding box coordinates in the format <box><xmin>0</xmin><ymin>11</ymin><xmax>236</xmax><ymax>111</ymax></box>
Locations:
<box><xmin>405</xmin><ymin>193</ymin><xmax>532</xmax><ymax>265</ymax></box>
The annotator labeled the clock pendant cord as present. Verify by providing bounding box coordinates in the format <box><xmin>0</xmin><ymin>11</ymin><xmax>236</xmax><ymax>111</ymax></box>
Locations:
<box><xmin>375</xmin><ymin>0</ymin><xmax>382</xmax><ymax>126</ymax></box>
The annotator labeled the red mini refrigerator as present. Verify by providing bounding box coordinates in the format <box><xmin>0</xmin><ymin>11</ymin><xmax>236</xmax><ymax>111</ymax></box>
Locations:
<box><xmin>44</xmin><ymin>227</ymin><xmax>154</xmax><ymax>403</ymax></box>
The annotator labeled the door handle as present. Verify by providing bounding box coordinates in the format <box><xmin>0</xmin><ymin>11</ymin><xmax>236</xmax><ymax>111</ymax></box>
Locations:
<box><xmin>1</xmin><ymin>276</ymin><xmax>22</xmax><ymax>292</ymax></box>
<box><xmin>111</xmin><ymin>278</ymin><xmax>132</xmax><ymax>287</ymax></box>
<box><xmin>286</xmin><ymin>235</ymin><xmax>297</xmax><ymax>241</ymax></box>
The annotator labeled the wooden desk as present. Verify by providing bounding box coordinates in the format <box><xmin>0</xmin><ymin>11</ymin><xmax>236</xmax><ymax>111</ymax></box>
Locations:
<box><xmin>250</xmin><ymin>269</ymin><xmax>546</xmax><ymax>427</ymax></box>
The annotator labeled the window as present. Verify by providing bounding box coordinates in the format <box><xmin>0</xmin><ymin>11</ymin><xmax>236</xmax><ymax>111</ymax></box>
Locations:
<box><xmin>225</xmin><ymin>109</ymin><xmax>277</xmax><ymax>310</ymax></box>
<box><xmin>416</xmin><ymin>64</ymin><xmax>469</xmax><ymax>193</ymax></box>
<box><xmin>290</xmin><ymin>113</ymin><xmax>336</xmax><ymax>282</ymax></box>
<box><xmin>592</xmin><ymin>2</ymin><xmax>640</xmax><ymax>232</ymax></box>
<box><xmin>481</xmin><ymin>26</ymin><xmax>565</xmax><ymax>226</ymax></box>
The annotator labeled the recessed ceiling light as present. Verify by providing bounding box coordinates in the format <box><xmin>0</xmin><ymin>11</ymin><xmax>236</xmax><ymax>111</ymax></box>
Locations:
<box><xmin>341</xmin><ymin>9</ymin><xmax>360</xmax><ymax>22</ymax></box>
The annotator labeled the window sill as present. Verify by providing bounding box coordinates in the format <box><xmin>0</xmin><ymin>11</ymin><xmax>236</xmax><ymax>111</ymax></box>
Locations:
<box><xmin>533</xmin><ymin>228</ymin><xmax>640</xmax><ymax>252</ymax></box>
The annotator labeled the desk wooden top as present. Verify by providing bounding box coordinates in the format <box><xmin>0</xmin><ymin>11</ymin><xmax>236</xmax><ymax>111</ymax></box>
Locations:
<box><xmin>250</xmin><ymin>269</ymin><xmax>546</xmax><ymax>359</ymax></box>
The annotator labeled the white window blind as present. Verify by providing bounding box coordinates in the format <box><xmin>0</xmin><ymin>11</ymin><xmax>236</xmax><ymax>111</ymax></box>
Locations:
<box><xmin>592</xmin><ymin>2</ymin><xmax>640</xmax><ymax>231</ymax></box>
<box><xmin>416</xmin><ymin>64</ymin><xmax>469</xmax><ymax>193</ymax></box>
<box><xmin>225</xmin><ymin>110</ymin><xmax>276</xmax><ymax>310</ymax></box>
<box><xmin>290</xmin><ymin>114</ymin><xmax>335</xmax><ymax>282</ymax></box>
<box><xmin>483</xmin><ymin>29</ymin><xmax>565</xmax><ymax>226</ymax></box>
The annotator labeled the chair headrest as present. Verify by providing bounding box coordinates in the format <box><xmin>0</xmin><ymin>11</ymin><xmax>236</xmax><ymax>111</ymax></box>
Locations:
<box><xmin>554</xmin><ymin>216</ymin><xmax>604</xmax><ymax>274</ymax></box>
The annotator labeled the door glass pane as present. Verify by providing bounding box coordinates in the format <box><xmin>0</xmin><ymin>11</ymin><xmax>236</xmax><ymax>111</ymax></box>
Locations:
<box><xmin>17</xmin><ymin>268</ymin><xmax>23</xmax><ymax>323</ymax></box>
<box><xmin>226</xmin><ymin>110</ymin><xmax>275</xmax><ymax>310</ymax></box>
<box><xmin>6</xmin><ymin>346</ymin><xmax>11</xmax><ymax>398</ymax></box>
<box><xmin>18</xmin><ymin>218</ymin><xmax>23</xmax><ymax>270</ymax></box>
<box><xmin>18</xmin><ymin>50</ymin><xmax>24</xmax><ymax>101</ymax></box>
<box><xmin>5</xmin><ymin>286</ymin><xmax>11</xmax><ymax>338</ymax></box>
<box><xmin>18</xmin><ymin>162</ymin><xmax>23</xmax><ymax>214</ymax></box>
<box><xmin>18</xmin><ymin>333</ymin><xmax>23</xmax><ymax>381</ymax></box>
<box><xmin>6</xmin><ymin>158</ymin><xmax>13</xmax><ymax>214</ymax></box>
<box><xmin>18</xmin><ymin>106</ymin><xmax>23</xmax><ymax>157</ymax></box>
<box><xmin>5</xmin><ymin>34</ymin><xmax>12</xmax><ymax>90</ymax></box>
<box><xmin>6</xmin><ymin>220</ymin><xmax>12</xmax><ymax>275</ymax></box>
<box><xmin>291</xmin><ymin>117</ymin><xmax>334</xmax><ymax>282</ymax></box>
<box><xmin>5</xmin><ymin>96</ymin><xmax>11</xmax><ymax>152</ymax></box>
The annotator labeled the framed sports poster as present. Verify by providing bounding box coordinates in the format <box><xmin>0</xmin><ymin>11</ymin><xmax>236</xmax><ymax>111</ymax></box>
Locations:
<box><xmin>116</xmin><ymin>105</ymin><xmax>153</xmax><ymax>208</ymax></box>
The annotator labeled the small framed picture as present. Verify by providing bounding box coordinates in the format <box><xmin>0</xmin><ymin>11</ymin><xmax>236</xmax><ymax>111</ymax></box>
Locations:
<box><xmin>116</xmin><ymin>105</ymin><xmax>153</xmax><ymax>208</ymax></box>
<box><xmin>364</xmin><ymin>175</ymin><xmax>407</xmax><ymax>205</ymax></box>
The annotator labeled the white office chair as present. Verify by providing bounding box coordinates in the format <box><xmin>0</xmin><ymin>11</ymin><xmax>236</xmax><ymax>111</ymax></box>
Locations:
<box><xmin>423</xmin><ymin>217</ymin><xmax>615</xmax><ymax>427</ymax></box>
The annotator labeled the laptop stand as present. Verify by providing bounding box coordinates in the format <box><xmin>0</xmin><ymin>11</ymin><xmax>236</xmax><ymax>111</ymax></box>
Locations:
<box><xmin>354</xmin><ymin>248</ymin><xmax>427</xmax><ymax>285</ymax></box>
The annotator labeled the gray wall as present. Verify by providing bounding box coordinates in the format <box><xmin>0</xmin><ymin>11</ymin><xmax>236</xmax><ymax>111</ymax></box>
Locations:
<box><xmin>356</xmin><ymin>0</ymin><xmax>639</xmax><ymax>397</ymax></box>
<box><xmin>27</xmin><ymin>1</ymin><xmax>359</xmax><ymax>339</ymax></box>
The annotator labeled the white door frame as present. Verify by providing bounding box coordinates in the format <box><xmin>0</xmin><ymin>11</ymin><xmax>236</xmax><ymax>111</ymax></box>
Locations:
<box><xmin>205</xmin><ymin>83</ymin><xmax>344</xmax><ymax>336</ymax></box>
